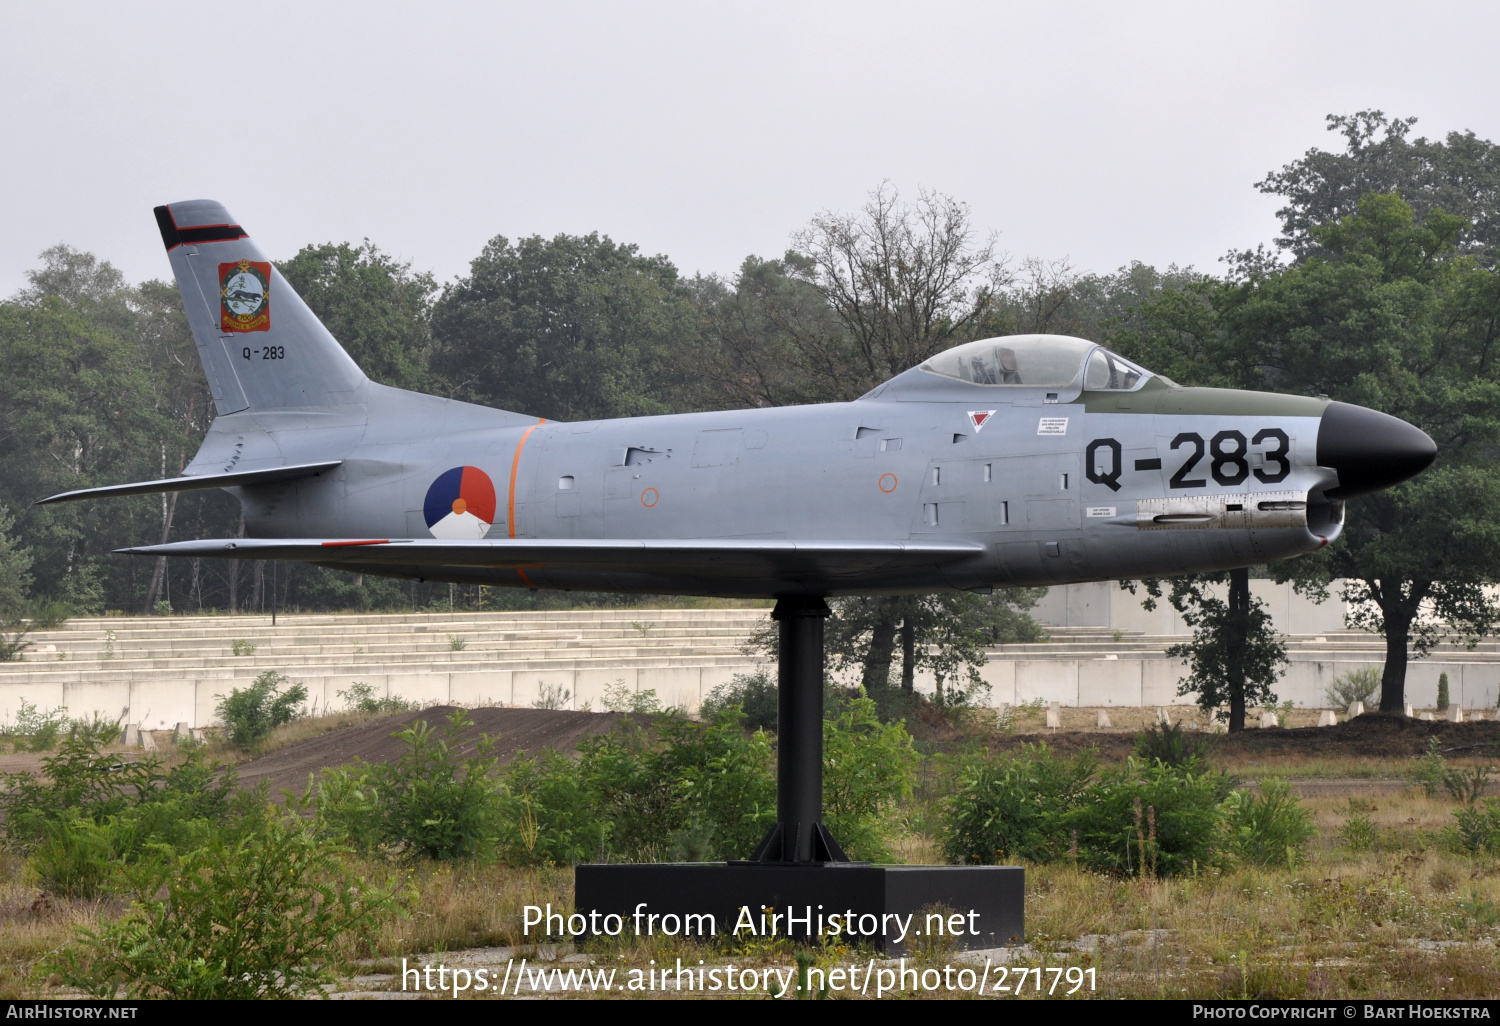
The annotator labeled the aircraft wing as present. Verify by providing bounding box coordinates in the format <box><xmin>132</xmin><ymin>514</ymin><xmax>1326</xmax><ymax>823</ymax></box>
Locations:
<box><xmin>35</xmin><ymin>461</ymin><xmax>344</xmax><ymax>505</ymax></box>
<box><xmin>115</xmin><ymin>537</ymin><xmax>987</xmax><ymax>581</ymax></box>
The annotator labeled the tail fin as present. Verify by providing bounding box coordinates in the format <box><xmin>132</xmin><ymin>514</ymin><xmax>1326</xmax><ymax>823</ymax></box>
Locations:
<box><xmin>154</xmin><ymin>200</ymin><xmax>367</xmax><ymax>414</ymax></box>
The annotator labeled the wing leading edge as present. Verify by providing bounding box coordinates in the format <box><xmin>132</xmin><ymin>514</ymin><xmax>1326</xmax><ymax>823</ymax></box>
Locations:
<box><xmin>116</xmin><ymin>537</ymin><xmax>987</xmax><ymax>583</ymax></box>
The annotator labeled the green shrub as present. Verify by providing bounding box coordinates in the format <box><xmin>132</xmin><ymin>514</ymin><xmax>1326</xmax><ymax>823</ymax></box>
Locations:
<box><xmin>599</xmin><ymin>679</ymin><xmax>661</xmax><ymax>714</ymax></box>
<box><xmin>335</xmin><ymin>680</ymin><xmax>415</xmax><ymax>714</ymax></box>
<box><xmin>1452</xmin><ymin>799</ymin><xmax>1500</xmax><ymax>855</ymax></box>
<box><xmin>700</xmin><ymin>670</ymin><xmax>778</xmax><ymax>731</ymax></box>
<box><xmin>1</xmin><ymin>732</ymin><xmax>237</xmax><ymax>848</ymax></box>
<box><xmin>1070</xmin><ymin>760</ymin><xmax>1228</xmax><ymax>876</ymax></box>
<box><xmin>821</xmin><ymin>694</ymin><xmax>917</xmax><ymax>861</ymax></box>
<box><xmin>1410</xmin><ymin>737</ymin><xmax>1448</xmax><ymax>797</ymax></box>
<box><xmin>1224</xmin><ymin>779</ymin><xmax>1315</xmax><ymax>867</ymax></box>
<box><xmin>500</xmin><ymin>750</ymin><xmax>609</xmax><ymax>865</ymax></box>
<box><xmin>1437</xmin><ymin>672</ymin><xmax>1450</xmax><ymax>712</ymax></box>
<box><xmin>50</xmin><ymin>811</ymin><xmax>401</xmax><ymax>999</ymax></box>
<box><xmin>943</xmin><ymin>744</ymin><xmax>1229</xmax><ymax>875</ymax></box>
<box><xmin>942</xmin><ymin>744</ymin><xmax>1099</xmax><ymax>866</ymax></box>
<box><xmin>1340</xmin><ymin>800</ymin><xmax>1377</xmax><ymax>852</ymax></box>
<box><xmin>230</xmin><ymin>639</ymin><xmax>256</xmax><ymax>657</ymax></box>
<box><xmin>316</xmin><ymin>709</ymin><xmax>503</xmax><ymax>861</ymax></box>
<box><xmin>215</xmin><ymin>671</ymin><xmax>308</xmax><ymax>747</ymax></box>
<box><xmin>1326</xmin><ymin>667</ymin><xmax>1380</xmax><ymax>710</ymax></box>
<box><xmin>1444</xmin><ymin>765</ymin><xmax>1492</xmax><ymax>805</ymax></box>
<box><xmin>1133</xmin><ymin>721</ymin><xmax>1209</xmax><ymax>769</ymax></box>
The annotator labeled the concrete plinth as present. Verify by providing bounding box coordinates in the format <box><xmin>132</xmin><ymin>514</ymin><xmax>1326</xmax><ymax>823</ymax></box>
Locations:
<box><xmin>573</xmin><ymin>863</ymin><xmax>1023</xmax><ymax>955</ymax></box>
<box><xmin>1317</xmin><ymin>710</ymin><xmax>1337</xmax><ymax>727</ymax></box>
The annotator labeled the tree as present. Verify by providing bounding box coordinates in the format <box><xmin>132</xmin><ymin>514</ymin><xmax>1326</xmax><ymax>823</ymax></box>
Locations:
<box><xmin>1125</xmin><ymin>569</ymin><xmax>1288</xmax><ymax>731</ymax></box>
<box><xmin>277</xmin><ymin>241</ymin><xmax>438</xmax><ymax>392</ymax></box>
<box><xmin>825</xmin><ymin>590</ymin><xmax>1044</xmax><ymax>709</ymax></box>
<box><xmin>431</xmin><ymin>233</ymin><xmax>699</xmax><ymax>420</ymax></box>
<box><xmin>1259</xmin><ymin>110</ymin><xmax>1500</xmax><ymax>265</ymax></box>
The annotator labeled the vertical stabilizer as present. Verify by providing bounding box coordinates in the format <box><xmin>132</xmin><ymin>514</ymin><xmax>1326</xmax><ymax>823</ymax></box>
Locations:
<box><xmin>154</xmin><ymin>200</ymin><xmax>367</xmax><ymax>414</ymax></box>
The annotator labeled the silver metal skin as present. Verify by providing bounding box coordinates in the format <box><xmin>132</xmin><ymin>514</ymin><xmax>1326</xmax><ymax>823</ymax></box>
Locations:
<box><xmin>45</xmin><ymin>201</ymin><xmax>1435</xmax><ymax>600</ymax></box>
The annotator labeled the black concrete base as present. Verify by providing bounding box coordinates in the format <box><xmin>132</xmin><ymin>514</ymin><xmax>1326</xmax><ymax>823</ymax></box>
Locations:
<box><xmin>574</xmin><ymin>863</ymin><xmax>1023</xmax><ymax>955</ymax></box>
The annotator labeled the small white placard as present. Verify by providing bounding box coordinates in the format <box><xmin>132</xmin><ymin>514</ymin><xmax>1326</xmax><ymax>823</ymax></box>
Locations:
<box><xmin>1037</xmin><ymin>417</ymin><xmax>1069</xmax><ymax>435</ymax></box>
<box><xmin>1086</xmin><ymin>506</ymin><xmax>1117</xmax><ymax>518</ymax></box>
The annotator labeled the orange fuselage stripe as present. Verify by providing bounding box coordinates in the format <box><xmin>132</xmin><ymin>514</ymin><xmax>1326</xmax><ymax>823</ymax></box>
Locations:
<box><xmin>507</xmin><ymin>420</ymin><xmax>544</xmax><ymax>539</ymax></box>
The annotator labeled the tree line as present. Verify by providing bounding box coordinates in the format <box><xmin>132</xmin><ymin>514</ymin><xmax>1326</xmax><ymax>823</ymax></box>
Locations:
<box><xmin>2</xmin><ymin>110</ymin><xmax>1498</xmax><ymax>715</ymax></box>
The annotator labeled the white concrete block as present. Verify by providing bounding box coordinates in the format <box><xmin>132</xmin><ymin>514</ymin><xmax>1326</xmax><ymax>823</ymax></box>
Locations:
<box><xmin>120</xmin><ymin>723</ymin><xmax>140</xmax><ymax>746</ymax></box>
<box><xmin>1347</xmin><ymin>700</ymin><xmax>1364</xmax><ymax>718</ymax></box>
<box><xmin>1156</xmin><ymin>707</ymin><xmax>1171</xmax><ymax>726</ymax></box>
<box><xmin>140</xmin><ymin>731</ymin><xmax>157</xmax><ymax>751</ymax></box>
<box><xmin>1404</xmin><ymin>703</ymin><xmax>1414</xmax><ymax>718</ymax></box>
<box><xmin>1045</xmin><ymin>701</ymin><xmax>1061</xmax><ymax>729</ymax></box>
<box><xmin>1421</xmin><ymin>712</ymin><xmax>1434</xmax><ymax>721</ymax></box>
<box><xmin>1259</xmin><ymin>711</ymin><xmax>1278</xmax><ymax>728</ymax></box>
<box><xmin>1447</xmin><ymin>704</ymin><xmax>1465</xmax><ymax>723</ymax></box>
<box><xmin>1097</xmin><ymin>708</ymin><xmax>1112</xmax><ymax>728</ymax></box>
<box><xmin>1318</xmin><ymin>710</ymin><xmax>1337</xmax><ymax>727</ymax></box>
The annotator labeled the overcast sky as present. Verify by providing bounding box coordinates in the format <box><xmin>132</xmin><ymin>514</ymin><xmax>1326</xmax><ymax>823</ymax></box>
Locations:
<box><xmin>3</xmin><ymin>1</ymin><xmax>1498</xmax><ymax>296</ymax></box>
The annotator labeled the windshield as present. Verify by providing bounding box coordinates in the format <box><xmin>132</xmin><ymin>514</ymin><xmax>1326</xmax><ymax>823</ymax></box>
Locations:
<box><xmin>1084</xmin><ymin>348</ymin><xmax>1148</xmax><ymax>391</ymax></box>
<box><xmin>920</xmin><ymin>335</ymin><xmax>1096</xmax><ymax>387</ymax></box>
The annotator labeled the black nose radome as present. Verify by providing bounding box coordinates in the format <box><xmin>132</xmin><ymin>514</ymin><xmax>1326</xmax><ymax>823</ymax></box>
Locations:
<box><xmin>1317</xmin><ymin>401</ymin><xmax>1437</xmax><ymax>499</ymax></box>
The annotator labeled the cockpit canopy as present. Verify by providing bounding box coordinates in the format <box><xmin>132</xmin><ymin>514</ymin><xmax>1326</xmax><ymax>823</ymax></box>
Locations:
<box><xmin>918</xmin><ymin>334</ymin><xmax>1153</xmax><ymax>391</ymax></box>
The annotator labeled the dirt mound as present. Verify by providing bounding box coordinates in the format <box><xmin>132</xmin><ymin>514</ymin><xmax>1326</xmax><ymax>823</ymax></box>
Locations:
<box><xmin>1213</xmin><ymin>713</ymin><xmax>1500</xmax><ymax>759</ymax></box>
<box><xmin>991</xmin><ymin>714</ymin><xmax>1499</xmax><ymax>765</ymax></box>
<box><xmin>235</xmin><ymin>706</ymin><xmax>645</xmax><ymax>798</ymax></box>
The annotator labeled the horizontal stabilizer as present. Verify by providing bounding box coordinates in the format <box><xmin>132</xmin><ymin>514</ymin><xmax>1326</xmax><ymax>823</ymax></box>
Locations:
<box><xmin>115</xmin><ymin>536</ymin><xmax>986</xmax><ymax>581</ymax></box>
<box><xmin>36</xmin><ymin>461</ymin><xmax>344</xmax><ymax>505</ymax></box>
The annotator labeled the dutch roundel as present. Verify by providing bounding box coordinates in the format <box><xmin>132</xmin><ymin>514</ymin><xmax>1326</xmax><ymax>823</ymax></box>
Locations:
<box><xmin>423</xmin><ymin>466</ymin><xmax>497</xmax><ymax>540</ymax></box>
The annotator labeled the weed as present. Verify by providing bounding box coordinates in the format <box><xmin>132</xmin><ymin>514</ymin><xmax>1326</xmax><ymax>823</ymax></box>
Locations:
<box><xmin>1224</xmin><ymin>779</ymin><xmax>1315</xmax><ymax>867</ymax></box>
<box><xmin>1276</xmin><ymin>699</ymin><xmax>1296</xmax><ymax>728</ymax></box>
<box><xmin>1410</xmin><ymin>737</ymin><xmax>1448</xmax><ymax>797</ymax></box>
<box><xmin>599</xmin><ymin>679</ymin><xmax>661</xmax><ymax>715</ymax></box>
<box><xmin>215</xmin><ymin>671</ymin><xmax>308</xmax><ymax>748</ymax></box>
<box><xmin>230</xmin><ymin>638</ymin><xmax>256</xmax><ymax>657</ymax></box>
<box><xmin>1326</xmin><ymin>667</ymin><xmax>1380</xmax><ymax>710</ymax></box>
<box><xmin>1443</xmin><ymin>765</ymin><xmax>1493</xmax><ymax>806</ymax></box>
<box><xmin>533</xmin><ymin>683</ymin><xmax>571</xmax><ymax>710</ymax></box>
<box><xmin>446</xmin><ymin>634</ymin><xmax>467</xmax><ymax>651</ymax></box>
<box><xmin>629</xmin><ymin>621</ymin><xmax>655</xmax><ymax>637</ymax></box>
<box><xmin>152</xmin><ymin>600</ymin><xmax>171</xmax><ymax>617</ymax></box>
<box><xmin>336</xmin><ymin>680</ymin><xmax>416</xmax><ymax>715</ymax></box>
<box><xmin>1340</xmin><ymin>800</ymin><xmax>1377</xmax><ymax>852</ymax></box>
<box><xmin>1134</xmin><ymin>721</ymin><xmax>1209</xmax><ymax>769</ymax></box>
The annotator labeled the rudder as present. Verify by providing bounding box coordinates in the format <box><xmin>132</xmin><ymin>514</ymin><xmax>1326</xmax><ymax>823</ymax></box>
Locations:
<box><xmin>154</xmin><ymin>200</ymin><xmax>367</xmax><ymax>414</ymax></box>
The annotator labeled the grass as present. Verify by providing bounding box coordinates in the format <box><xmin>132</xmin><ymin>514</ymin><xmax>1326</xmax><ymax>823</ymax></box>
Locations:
<box><xmin>2</xmin><ymin>708</ymin><xmax>1495</xmax><ymax>1000</ymax></box>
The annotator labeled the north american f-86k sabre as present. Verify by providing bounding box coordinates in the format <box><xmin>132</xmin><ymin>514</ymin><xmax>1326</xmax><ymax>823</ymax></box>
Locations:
<box><xmin>41</xmin><ymin>200</ymin><xmax>1435</xmax><ymax>599</ymax></box>
<box><xmin>36</xmin><ymin>199</ymin><xmax>1437</xmax><ymax>874</ymax></box>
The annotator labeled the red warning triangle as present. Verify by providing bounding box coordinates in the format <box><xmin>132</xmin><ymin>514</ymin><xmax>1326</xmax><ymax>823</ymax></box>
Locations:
<box><xmin>968</xmin><ymin>410</ymin><xmax>996</xmax><ymax>432</ymax></box>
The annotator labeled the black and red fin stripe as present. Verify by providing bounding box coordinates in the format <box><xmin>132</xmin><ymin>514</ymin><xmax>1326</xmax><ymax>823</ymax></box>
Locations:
<box><xmin>153</xmin><ymin>205</ymin><xmax>247</xmax><ymax>251</ymax></box>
